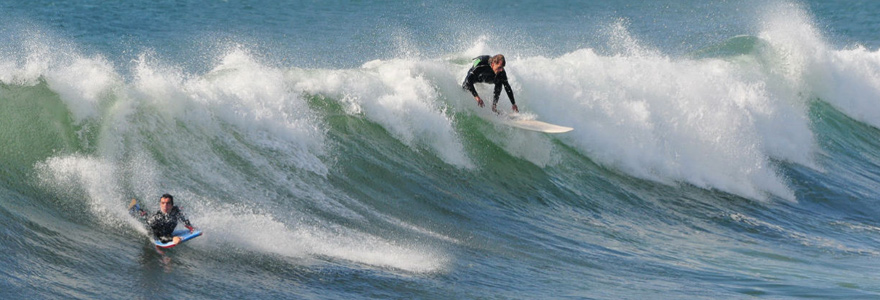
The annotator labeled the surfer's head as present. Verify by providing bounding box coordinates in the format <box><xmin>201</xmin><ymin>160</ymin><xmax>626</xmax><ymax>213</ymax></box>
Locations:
<box><xmin>489</xmin><ymin>54</ymin><xmax>506</xmax><ymax>74</ymax></box>
<box><xmin>160</xmin><ymin>194</ymin><xmax>174</xmax><ymax>213</ymax></box>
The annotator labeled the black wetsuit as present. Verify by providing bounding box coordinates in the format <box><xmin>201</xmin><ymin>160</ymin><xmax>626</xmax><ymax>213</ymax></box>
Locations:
<box><xmin>146</xmin><ymin>206</ymin><xmax>192</xmax><ymax>243</ymax></box>
<box><xmin>461</xmin><ymin>55</ymin><xmax>516</xmax><ymax>106</ymax></box>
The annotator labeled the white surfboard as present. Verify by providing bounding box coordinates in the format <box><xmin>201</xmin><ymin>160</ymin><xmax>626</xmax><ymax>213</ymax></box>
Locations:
<box><xmin>494</xmin><ymin>113</ymin><xmax>573</xmax><ymax>133</ymax></box>
<box><xmin>501</xmin><ymin>118</ymin><xmax>573</xmax><ymax>133</ymax></box>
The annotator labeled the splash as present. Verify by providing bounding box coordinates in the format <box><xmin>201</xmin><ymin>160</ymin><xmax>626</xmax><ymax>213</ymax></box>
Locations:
<box><xmin>200</xmin><ymin>204</ymin><xmax>448</xmax><ymax>273</ymax></box>
<box><xmin>513</xmin><ymin>30</ymin><xmax>813</xmax><ymax>201</ymax></box>
<box><xmin>290</xmin><ymin>58</ymin><xmax>475</xmax><ymax>168</ymax></box>
<box><xmin>756</xmin><ymin>3</ymin><xmax>880</xmax><ymax>130</ymax></box>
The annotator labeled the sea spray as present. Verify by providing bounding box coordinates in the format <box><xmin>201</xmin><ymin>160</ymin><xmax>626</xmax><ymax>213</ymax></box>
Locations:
<box><xmin>289</xmin><ymin>58</ymin><xmax>474</xmax><ymax>169</ymax></box>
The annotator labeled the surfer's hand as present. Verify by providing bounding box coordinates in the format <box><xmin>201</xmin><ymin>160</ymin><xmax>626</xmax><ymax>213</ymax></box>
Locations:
<box><xmin>475</xmin><ymin>96</ymin><xmax>484</xmax><ymax>107</ymax></box>
<box><xmin>492</xmin><ymin>103</ymin><xmax>498</xmax><ymax>113</ymax></box>
<box><xmin>512</xmin><ymin>104</ymin><xmax>519</xmax><ymax>113</ymax></box>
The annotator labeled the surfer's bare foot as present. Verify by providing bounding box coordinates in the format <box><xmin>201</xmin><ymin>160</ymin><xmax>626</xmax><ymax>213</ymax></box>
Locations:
<box><xmin>172</xmin><ymin>236</ymin><xmax>182</xmax><ymax>244</ymax></box>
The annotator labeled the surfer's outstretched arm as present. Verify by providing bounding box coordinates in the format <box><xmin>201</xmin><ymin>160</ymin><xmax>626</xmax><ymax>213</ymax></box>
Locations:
<box><xmin>492</xmin><ymin>78</ymin><xmax>518</xmax><ymax>113</ymax></box>
<box><xmin>128</xmin><ymin>199</ymin><xmax>147</xmax><ymax>219</ymax></box>
<box><xmin>502</xmin><ymin>81</ymin><xmax>517</xmax><ymax>112</ymax></box>
<box><xmin>462</xmin><ymin>73</ymin><xmax>484</xmax><ymax>107</ymax></box>
<box><xmin>177</xmin><ymin>208</ymin><xmax>194</xmax><ymax>232</ymax></box>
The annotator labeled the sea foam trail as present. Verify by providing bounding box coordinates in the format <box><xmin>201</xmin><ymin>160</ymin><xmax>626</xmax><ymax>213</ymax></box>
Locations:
<box><xmin>200</xmin><ymin>205</ymin><xmax>448</xmax><ymax>273</ymax></box>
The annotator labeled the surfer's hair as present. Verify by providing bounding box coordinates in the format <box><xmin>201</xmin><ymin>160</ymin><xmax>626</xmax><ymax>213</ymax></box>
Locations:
<box><xmin>489</xmin><ymin>54</ymin><xmax>506</xmax><ymax>67</ymax></box>
<box><xmin>160</xmin><ymin>193</ymin><xmax>174</xmax><ymax>205</ymax></box>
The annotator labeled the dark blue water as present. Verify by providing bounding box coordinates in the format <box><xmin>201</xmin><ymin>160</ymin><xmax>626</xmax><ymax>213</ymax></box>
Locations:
<box><xmin>2</xmin><ymin>0</ymin><xmax>880</xmax><ymax>298</ymax></box>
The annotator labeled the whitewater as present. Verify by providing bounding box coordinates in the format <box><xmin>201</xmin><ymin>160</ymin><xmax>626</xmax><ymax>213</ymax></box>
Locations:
<box><xmin>2</xmin><ymin>0</ymin><xmax>880</xmax><ymax>298</ymax></box>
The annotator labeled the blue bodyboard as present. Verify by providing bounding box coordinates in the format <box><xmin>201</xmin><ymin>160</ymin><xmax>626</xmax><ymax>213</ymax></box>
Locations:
<box><xmin>154</xmin><ymin>229</ymin><xmax>202</xmax><ymax>249</ymax></box>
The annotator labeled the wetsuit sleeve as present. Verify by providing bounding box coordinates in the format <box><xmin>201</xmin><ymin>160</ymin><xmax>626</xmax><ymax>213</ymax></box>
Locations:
<box><xmin>177</xmin><ymin>208</ymin><xmax>193</xmax><ymax>227</ymax></box>
<box><xmin>462</xmin><ymin>70</ymin><xmax>480</xmax><ymax>98</ymax></box>
<box><xmin>493</xmin><ymin>82</ymin><xmax>502</xmax><ymax>104</ymax></box>
<box><xmin>503</xmin><ymin>81</ymin><xmax>516</xmax><ymax>105</ymax></box>
<box><xmin>493</xmin><ymin>72</ymin><xmax>516</xmax><ymax>105</ymax></box>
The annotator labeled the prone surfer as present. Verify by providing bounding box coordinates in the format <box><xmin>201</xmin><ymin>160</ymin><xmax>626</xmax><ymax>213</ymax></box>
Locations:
<box><xmin>131</xmin><ymin>194</ymin><xmax>195</xmax><ymax>245</ymax></box>
<box><xmin>461</xmin><ymin>54</ymin><xmax>519</xmax><ymax>113</ymax></box>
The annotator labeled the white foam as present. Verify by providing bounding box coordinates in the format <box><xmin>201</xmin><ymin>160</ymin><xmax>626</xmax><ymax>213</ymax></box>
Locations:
<box><xmin>289</xmin><ymin>58</ymin><xmax>474</xmax><ymax>168</ymax></box>
<box><xmin>44</xmin><ymin>56</ymin><xmax>119</xmax><ymax>122</ymax></box>
<box><xmin>510</xmin><ymin>29</ymin><xmax>814</xmax><ymax>201</ymax></box>
<box><xmin>23</xmin><ymin>43</ymin><xmax>448</xmax><ymax>273</ymax></box>
<box><xmin>126</xmin><ymin>48</ymin><xmax>329</xmax><ymax>177</ymax></box>
<box><xmin>34</xmin><ymin>154</ymin><xmax>448</xmax><ymax>273</ymax></box>
<box><xmin>759</xmin><ymin>3</ymin><xmax>880</xmax><ymax>130</ymax></box>
<box><xmin>20</xmin><ymin>41</ymin><xmax>335</xmax><ymax>229</ymax></box>
<box><xmin>198</xmin><ymin>204</ymin><xmax>448</xmax><ymax>273</ymax></box>
<box><xmin>819</xmin><ymin>47</ymin><xmax>880</xmax><ymax>128</ymax></box>
<box><xmin>433</xmin><ymin>4</ymin><xmax>858</xmax><ymax>201</ymax></box>
<box><xmin>35</xmin><ymin>155</ymin><xmax>146</xmax><ymax>232</ymax></box>
<box><xmin>0</xmin><ymin>30</ymin><xmax>119</xmax><ymax>122</ymax></box>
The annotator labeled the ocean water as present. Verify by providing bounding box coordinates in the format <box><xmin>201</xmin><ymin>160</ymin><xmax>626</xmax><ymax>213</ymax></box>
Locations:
<box><xmin>2</xmin><ymin>0</ymin><xmax>880</xmax><ymax>298</ymax></box>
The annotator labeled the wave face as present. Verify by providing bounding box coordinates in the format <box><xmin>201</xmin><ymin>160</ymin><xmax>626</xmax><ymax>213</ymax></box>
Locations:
<box><xmin>2</xmin><ymin>0</ymin><xmax>880</xmax><ymax>298</ymax></box>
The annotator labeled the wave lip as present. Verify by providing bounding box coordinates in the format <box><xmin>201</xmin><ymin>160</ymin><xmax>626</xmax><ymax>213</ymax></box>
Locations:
<box><xmin>516</xmin><ymin>46</ymin><xmax>808</xmax><ymax>201</ymax></box>
<box><xmin>290</xmin><ymin>58</ymin><xmax>474</xmax><ymax>169</ymax></box>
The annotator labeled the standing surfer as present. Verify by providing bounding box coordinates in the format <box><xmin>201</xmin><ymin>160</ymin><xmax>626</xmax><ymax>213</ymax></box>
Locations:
<box><xmin>462</xmin><ymin>54</ymin><xmax>519</xmax><ymax>113</ymax></box>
